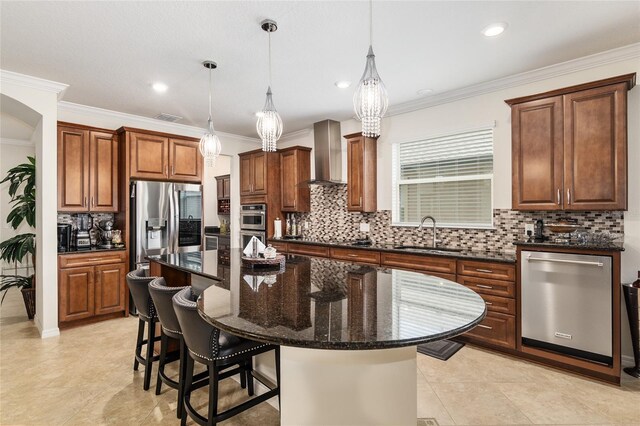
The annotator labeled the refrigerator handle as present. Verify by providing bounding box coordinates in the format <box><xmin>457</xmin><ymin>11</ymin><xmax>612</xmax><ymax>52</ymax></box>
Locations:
<box><xmin>171</xmin><ymin>184</ymin><xmax>180</xmax><ymax>253</ymax></box>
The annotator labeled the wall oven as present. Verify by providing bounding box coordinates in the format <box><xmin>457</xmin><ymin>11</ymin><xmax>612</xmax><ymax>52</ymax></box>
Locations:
<box><xmin>240</xmin><ymin>204</ymin><xmax>267</xmax><ymax>231</ymax></box>
<box><xmin>240</xmin><ymin>230</ymin><xmax>266</xmax><ymax>248</ymax></box>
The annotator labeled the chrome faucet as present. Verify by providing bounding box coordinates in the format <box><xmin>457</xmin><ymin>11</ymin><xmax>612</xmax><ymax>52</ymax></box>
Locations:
<box><xmin>419</xmin><ymin>215</ymin><xmax>437</xmax><ymax>248</ymax></box>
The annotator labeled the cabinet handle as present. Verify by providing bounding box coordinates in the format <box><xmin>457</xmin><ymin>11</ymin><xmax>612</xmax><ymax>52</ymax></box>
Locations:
<box><xmin>567</xmin><ymin>188</ymin><xmax>571</xmax><ymax>205</ymax></box>
<box><xmin>359</xmin><ymin>196</ymin><xmax>362</xmax><ymax>206</ymax></box>
<box><xmin>171</xmin><ymin>165</ymin><xmax>175</xmax><ymax>176</ymax></box>
<box><xmin>478</xmin><ymin>324</ymin><xmax>493</xmax><ymax>330</ymax></box>
<box><xmin>83</xmin><ymin>196</ymin><xmax>87</xmax><ymax>207</ymax></box>
<box><xmin>476</xmin><ymin>268</ymin><xmax>493</xmax><ymax>273</ymax></box>
<box><xmin>477</xmin><ymin>284</ymin><xmax>493</xmax><ymax>289</ymax></box>
<box><xmin>91</xmin><ymin>197</ymin><xmax>95</xmax><ymax>207</ymax></box>
<box><xmin>557</xmin><ymin>188</ymin><xmax>561</xmax><ymax>205</ymax></box>
<box><xmin>347</xmin><ymin>254</ymin><xmax>358</xmax><ymax>257</ymax></box>
<box><xmin>165</xmin><ymin>165</ymin><xmax>169</xmax><ymax>176</ymax></box>
<box><xmin>485</xmin><ymin>302</ymin><xmax>493</xmax><ymax>305</ymax></box>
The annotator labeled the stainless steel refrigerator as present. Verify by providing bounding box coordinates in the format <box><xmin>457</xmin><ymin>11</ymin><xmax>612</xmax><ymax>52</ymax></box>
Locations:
<box><xmin>130</xmin><ymin>180</ymin><xmax>203</xmax><ymax>271</ymax></box>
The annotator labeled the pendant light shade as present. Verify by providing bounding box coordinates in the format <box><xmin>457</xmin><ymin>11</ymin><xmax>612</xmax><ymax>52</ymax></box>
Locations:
<box><xmin>200</xmin><ymin>61</ymin><xmax>222</xmax><ymax>167</ymax></box>
<box><xmin>353</xmin><ymin>1</ymin><xmax>388</xmax><ymax>138</ymax></box>
<box><xmin>257</xmin><ymin>19</ymin><xmax>283</xmax><ymax>152</ymax></box>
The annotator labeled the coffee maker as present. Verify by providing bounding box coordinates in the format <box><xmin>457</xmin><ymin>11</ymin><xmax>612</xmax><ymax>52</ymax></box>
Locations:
<box><xmin>75</xmin><ymin>213</ymin><xmax>92</xmax><ymax>249</ymax></box>
<box><xmin>57</xmin><ymin>224</ymin><xmax>71</xmax><ymax>252</ymax></box>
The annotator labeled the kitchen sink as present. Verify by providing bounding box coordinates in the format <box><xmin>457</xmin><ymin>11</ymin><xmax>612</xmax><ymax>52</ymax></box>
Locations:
<box><xmin>392</xmin><ymin>245</ymin><xmax>463</xmax><ymax>253</ymax></box>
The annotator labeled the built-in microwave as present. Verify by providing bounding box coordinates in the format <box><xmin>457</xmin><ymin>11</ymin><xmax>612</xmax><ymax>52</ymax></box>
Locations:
<box><xmin>240</xmin><ymin>230</ymin><xmax>266</xmax><ymax>249</ymax></box>
<box><xmin>240</xmin><ymin>204</ymin><xmax>266</xmax><ymax>231</ymax></box>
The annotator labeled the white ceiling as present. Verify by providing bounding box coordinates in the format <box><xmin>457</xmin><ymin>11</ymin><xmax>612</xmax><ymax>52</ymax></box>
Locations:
<box><xmin>1</xmin><ymin>1</ymin><xmax>639</xmax><ymax>137</ymax></box>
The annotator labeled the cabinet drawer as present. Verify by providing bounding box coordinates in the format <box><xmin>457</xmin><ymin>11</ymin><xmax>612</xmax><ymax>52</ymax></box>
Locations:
<box><xmin>478</xmin><ymin>294</ymin><xmax>516</xmax><ymax>315</ymax></box>
<box><xmin>457</xmin><ymin>275</ymin><xmax>515</xmax><ymax>298</ymax></box>
<box><xmin>269</xmin><ymin>241</ymin><xmax>288</xmax><ymax>253</ymax></box>
<box><xmin>287</xmin><ymin>244</ymin><xmax>330</xmax><ymax>258</ymax></box>
<box><xmin>330</xmin><ymin>248</ymin><xmax>380</xmax><ymax>265</ymax></box>
<box><xmin>380</xmin><ymin>252</ymin><xmax>456</xmax><ymax>274</ymax></box>
<box><xmin>464</xmin><ymin>312</ymin><xmax>516</xmax><ymax>349</ymax></box>
<box><xmin>59</xmin><ymin>251</ymin><xmax>127</xmax><ymax>268</ymax></box>
<box><xmin>457</xmin><ymin>260</ymin><xmax>515</xmax><ymax>281</ymax></box>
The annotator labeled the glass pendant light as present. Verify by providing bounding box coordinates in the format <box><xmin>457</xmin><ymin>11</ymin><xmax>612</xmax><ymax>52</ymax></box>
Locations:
<box><xmin>353</xmin><ymin>0</ymin><xmax>388</xmax><ymax>138</ymax></box>
<box><xmin>199</xmin><ymin>60</ymin><xmax>222</xmax><ymax>167</ymax></box>
<box><xmin>257</xmin><ymin>19</ymin><xmax>283</xmax><ymax>152</ymax></box>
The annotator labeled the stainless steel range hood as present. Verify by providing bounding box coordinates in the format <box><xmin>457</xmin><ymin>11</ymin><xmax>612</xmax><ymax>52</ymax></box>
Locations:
<box><xmin>307</xmin><ymin>120</ymin><xmax>345</xmax><ymax>185</ymax></box>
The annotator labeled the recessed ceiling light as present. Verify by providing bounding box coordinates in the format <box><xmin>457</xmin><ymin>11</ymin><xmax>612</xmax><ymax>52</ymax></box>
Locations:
<box><xmin>335</xmin><ymin>81</ymin><xmax>351</xmax><ymax>89</ymax></box>
<box><xmin>417</xmin><ymin>88</ymin><xmax>433</xmax><ymax>96</ymax></box>
<box><xmin>152</xmin><ymin>82</ymin><xmax>168</xmax><ymax>93</ymax></box>
<box><xmin>482</xmin><ymin>23</ymin><xmax>508</xmax><ymax>37</ymax></box>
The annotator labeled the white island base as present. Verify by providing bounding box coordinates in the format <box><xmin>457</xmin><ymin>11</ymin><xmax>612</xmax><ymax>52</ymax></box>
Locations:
<box><xmin>280</xmin><ymin>345</ymin><xmax>417</xmax><ymax>426</ymax></box>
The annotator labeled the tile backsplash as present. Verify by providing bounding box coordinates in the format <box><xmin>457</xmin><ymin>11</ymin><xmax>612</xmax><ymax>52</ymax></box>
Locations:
<box><xmin>294</xmin><ymin>185</ymin><xmax>624</xmax><ymax>254</ymax></box>
<box><xmin>57</xmin><ymin>213</ymin><xmax>115</xmax><ymax>243</ymax></box>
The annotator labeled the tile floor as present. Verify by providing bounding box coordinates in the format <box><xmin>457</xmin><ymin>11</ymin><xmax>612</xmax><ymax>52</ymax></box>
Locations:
<box><xmin>1</xmin><ymin>288</ymin><xmax>639</xmax><ymax>425</ymax></box>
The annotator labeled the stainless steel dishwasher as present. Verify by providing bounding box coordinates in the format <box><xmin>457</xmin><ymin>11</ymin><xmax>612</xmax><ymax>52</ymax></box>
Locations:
<box><xmin>521</xmin><ymin>250</ymin><xmax>612</xmax><ymax>365</ymax></box>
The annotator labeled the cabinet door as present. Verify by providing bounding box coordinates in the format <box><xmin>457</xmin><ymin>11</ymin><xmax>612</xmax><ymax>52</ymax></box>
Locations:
<box><xmin>59</xmin><ymin>266</ymin><xmax>94</xmax><ymax>322</ymax></box>
<box><xmin>223</xmin><ymin>177</ymin><xmax>231</xmax><ymax>199</ymax></box>
<box><xmin>563</xmin><ymin>83</ymin><xmax>627</xmax><ymax>210</ymax></box>
<box><xmin>280</xmin><ymin>150</ymin><xmax>297</xmax><ymax>210</ymax></box>
<box><xmin>216</xmin><ymin>177</ymin><xmax>224</xmax><ymax>199</ymax></box>
<box><xmin>89</xmin><ymin>131</ymin><xmax>118</xmax><ymax>212</ymax></box>
<box><xmin>252</xmin><ymin>152</ymin><xmax>267</xmax><ymax>194</ymax></box>
<box><xmin>169</xmin><ymin>139</ymin><xmax>202</xmax><ymax>183</ymax></box>
<box><xmin>347</xmin><ymin>137</ymin><xmax>364</xmax><ymax>211</ymax></box>
<box><xmin>58</xmin><ymin>126</ymin><xmax>90</xmax><ymax>212</ymax></box>
<box><xmin>130</xmin><ymin>132</ymin><xmax>168</xmax><ymax>179</ymax></box>
<box><xmin>94</xmin><ymin>263</ymin><xmax>126</xmax><ymax>315</ymax></box>
<box><xmin>511</xmin><ymin>96</ymin><xmax>564</xmax><ymax>210</ymax></box>
<box><xmin>240</xmin><ymin>154</ymin><xmax>253</xmax><ymax>195</ymax></box>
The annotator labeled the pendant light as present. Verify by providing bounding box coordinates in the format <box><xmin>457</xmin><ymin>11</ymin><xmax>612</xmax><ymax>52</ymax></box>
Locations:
<box><xmin>257</xmin><ymin>19</ymin><xmax>283</xmax><ymax>152</ymax></box>
<box><xmin>199</xmin><ymin>60</ymin><xmax>222</xmax><ymax>167</ymax></box>
<box><xmin>353</xmin><ymin>0</ymin><xmax>388</xmax><ymax>138</ymax></box>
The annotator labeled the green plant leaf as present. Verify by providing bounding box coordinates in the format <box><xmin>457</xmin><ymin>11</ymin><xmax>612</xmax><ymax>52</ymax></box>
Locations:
<box><xmin>0</xmin><ymin>275</ymin><xmax>33</xmax><ymax>304</ymax></box>
<box><xmin>0</xmin><ymin>233</ymin><xmax>35</xmax><ymax>264</ymax></box>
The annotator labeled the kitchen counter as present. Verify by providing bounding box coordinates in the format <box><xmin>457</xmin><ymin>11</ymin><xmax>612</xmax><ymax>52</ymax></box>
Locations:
<box><xmin>269</xmin><ymin>237</ymin><xmax>516</xmax><ymax>263</ymax></box>
<box><xmin>515</xmin><ymin>239</ymin><xmax>624</xmax><ymax>251</ymax></box>
<box><xmin>58</xmin><ymin>246</ymin><xmax>126</xmax><ymax>255</ymax></box>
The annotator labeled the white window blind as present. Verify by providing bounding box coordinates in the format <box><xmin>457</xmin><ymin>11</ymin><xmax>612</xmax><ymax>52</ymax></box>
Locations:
<box><xmin>392</xmin><ymin>127</ymin><xmax>493</xmax><ymax>228</ymax></box>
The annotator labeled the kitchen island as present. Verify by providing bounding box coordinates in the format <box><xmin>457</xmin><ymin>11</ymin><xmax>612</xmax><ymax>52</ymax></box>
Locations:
<box><xmin>149</xmin><ymin>250</ymin><xmax>486</xmax><ymax>425</ymax></box>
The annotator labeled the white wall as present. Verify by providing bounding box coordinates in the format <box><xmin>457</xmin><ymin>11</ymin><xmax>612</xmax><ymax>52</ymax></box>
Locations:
<box><xmin>57</xmin><ymin>103</ymin><xmax>260</xmax><ymax>248</ymax></box>
<box><xmin>0</xmin><ymin>142</ymin><xmax>36</xmax><ymax>269</ymax></box>
<box><xmin>203</xmin><ymin>155</ymin><xmax>231</xmax><ymax>227</ymax></box>
<box><xmin>1</xmin><ymin>71</ymin><xmax>65</xmax><ymax>338</ymax></box>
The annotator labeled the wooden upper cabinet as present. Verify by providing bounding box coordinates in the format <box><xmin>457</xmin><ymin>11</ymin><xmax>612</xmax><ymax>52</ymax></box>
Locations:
<box><xmin>89</xmin><ymin>131</ymin><xmax>118</xmax><ymax>212</ymax></box>
<box><xmin>169</xmin><ymin>138</ymin><xmax>202</xmax><ymax>183</ymax></box>
<box><xmin>563</xmin><ymin>83</ymin><xmax>627</xmax><ymax>210</ymax></box>
<box><xmin>58</xmin><ymin>124</ymin><xmax>118</xmax><ymax>212</ymax></box>
<box><xmin>280</xmin><ymin>146</ymin><xmax>311</xmax><ymax>212</ymax></box>
<box><xmin>506</xmin><ymin>73</ymin><xmax>634</xmax><ymax>211</ymax></box>
<box><xmin>239</xmin><ymin>151</ymin><xmax>268</xmax><ymax>196</ymax></box>
<box><xmin>345</xmin><ymin>133</ymin><xmax>377</xmax><ymax>212</ymax></box>
<box><xmin>215</xmin><ymin>175</ymin><xmax>231</xmax><ymax>199</ymax></box>
<box><xmin>240</xmin><ymin>154</ymin><xmax>253</xmax><ymax>195</ymax></box>
<box><xmin>130</xmin><ymin>132</ymin><xmax>169</xmax><ymax>179</ymax></box>
<box><xmin>58</xmin><ymin>126</ymin><xmax>90</xmax><ymax>211</ymax></box>
<box><xmin>511</xmin><ymin>96</ymin><xmax>564</xmax><ymax>210</ymax></box>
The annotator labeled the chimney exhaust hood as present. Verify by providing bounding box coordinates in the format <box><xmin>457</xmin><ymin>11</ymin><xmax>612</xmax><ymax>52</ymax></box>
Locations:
<box><xmin>307</xmin><ymin>120</ymin><xmax>344</xmax><ymax>185</ymax></box>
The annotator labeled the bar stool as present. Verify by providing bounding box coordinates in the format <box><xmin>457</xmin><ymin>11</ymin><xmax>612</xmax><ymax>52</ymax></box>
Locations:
<box><xmin>172</xmin><ymin>287</ymin><xmax>280</xmax><ymax>426</ymax></box>
<box><xmin>148</xmin><ymin>277</ymin><xmax>197</xmax><ymax>418</ymax></box>
<box><xmin>126</xmin><ymin>268</ymin><xmax>161</xmax><ymax>391</ymax></box>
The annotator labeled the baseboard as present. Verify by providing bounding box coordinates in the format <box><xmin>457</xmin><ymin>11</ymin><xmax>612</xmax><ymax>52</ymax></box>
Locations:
<box><xmin>622</xmin><ymin>354</ymin><xmax>635</xmax><ymax>366</ymax></box>
<box><xmin>34</xmin><ymin>315</ymin><xmax>60</xmax><ymax>338</ymax></box>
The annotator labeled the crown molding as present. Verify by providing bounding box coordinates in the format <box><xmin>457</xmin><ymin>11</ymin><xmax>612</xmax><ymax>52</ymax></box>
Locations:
<box><xmin>0</xmin><ymin>138</ymin><xmax>35</xmax><ymax>147</ymax></box>
<box><xmin>280</xmin><ymin>127</ymin><xmax>313</xmax><ymax>142</ymax></box>
<box><xmin>57</xmin><ymin>101</ymin><xmax>260</xmax><ymax>144</ymax></box>
<box><xmin>387</xmin><ymin>42</ymin><xmax>640</xmax><ymax>117</ymax></box>
<box><xmin>0</xmin><ymin>69</ymin><xmax>68</xmax><ymax>101</ymax></box>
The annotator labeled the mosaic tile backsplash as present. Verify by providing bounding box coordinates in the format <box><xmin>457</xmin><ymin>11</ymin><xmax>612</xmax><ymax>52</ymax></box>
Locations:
<box><xmin>293</xmin><ymin>185</ymin><xmax>624</xmax><ymax>254</ymax></box>
<box><xmin>57</xmin><ymin>213</ymin><xmax>115</xmax><ymax>243</ymax></box>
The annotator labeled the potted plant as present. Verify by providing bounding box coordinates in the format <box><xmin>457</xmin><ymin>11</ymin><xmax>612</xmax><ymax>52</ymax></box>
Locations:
<box><xmin>0</xmin><ymin>157</ymin><xmax>36</xmax><ymax>319</ymax></box>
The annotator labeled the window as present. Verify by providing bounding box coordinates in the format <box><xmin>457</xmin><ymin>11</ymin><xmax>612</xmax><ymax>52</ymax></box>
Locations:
<box><xmin>392</xmin><ymin>127</ymin><xmax>493</xmax><ymax>228</ymax></box>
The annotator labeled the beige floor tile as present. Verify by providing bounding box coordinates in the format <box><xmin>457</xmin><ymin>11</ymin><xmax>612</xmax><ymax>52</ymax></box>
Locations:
<box><xmin>417</xmin><ymin>383</ymin><xmax>455</xmax><ymax>425</ymax></box>
<box><xmin>431</xmin><ymin>382</ymin><xmax>532</xmax><ymax>425</ymax></box>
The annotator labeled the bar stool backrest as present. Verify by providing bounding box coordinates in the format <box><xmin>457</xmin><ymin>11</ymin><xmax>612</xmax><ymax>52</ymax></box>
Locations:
<box><xmin>148</xmin><ymin>277</ymin><xmax>186</xmax><ymax>336</ymax></box>
<box><xmin>126</xmin><ymin>269</ymin><xmax>156</xmax><ymax>320</ymax></box>
<box><xmin>173</xmin><ymin>287</ymin><xmax>221</xmax><ymax>362</ymax></box>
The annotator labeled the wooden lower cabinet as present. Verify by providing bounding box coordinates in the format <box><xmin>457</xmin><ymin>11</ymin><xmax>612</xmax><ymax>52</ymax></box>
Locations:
<box><xmin>94</xmin><ymin>263</ymin><xmax>126</xmax><ymax>315</ymax></box>
<box><xmin>59</xmin><ymin>266</ymin><xmax>95</xmax><ymax>322</ymax></box>
<box><xmin>58</xmin><ymin>252</ymin><xmax>127</xmax><ymax>326</ymax></box>
<box><xmin>330</xmin><ymin>247</ymin><xmax>380</xmax><ymax>265</ymax></box>
<box><xmin>464</xmin><ymin>312</ymin><xmax>516</xmax><ymax>349</ymax></box>
<box><xmin>380</xmin><ymin>252</ymin><xmax>456</xmax><ymax>275</ymax></box>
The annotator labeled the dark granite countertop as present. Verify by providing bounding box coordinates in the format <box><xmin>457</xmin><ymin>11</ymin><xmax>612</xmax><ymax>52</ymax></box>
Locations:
<box><xmin>58</xmin><ymin>246</ymin><xmax>126</xmax><ymax>255</ymax></box>
<box><xmin>192</xmin><ymin>250</ymin><xmax>486</xmax><ymax>350</ymax></box>
<box><xmin>269</xmin><ymin>238</ymin><xmax>516</xmax><ymax>263</ymax></box>
<box><xmin>515</xmin><ymin>240</ymin><xmax>624</xmax><ymax>252</ymax></box>
<box><xmin>147</xmin><ymin>251</ymin><xmax>224</xmax><ymax>281</ymax></box>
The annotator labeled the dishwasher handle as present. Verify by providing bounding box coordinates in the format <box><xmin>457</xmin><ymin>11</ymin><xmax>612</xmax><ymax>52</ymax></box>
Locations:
<box><xmin>525</xmin><ymin>254</ymin><xmax>603</xmax><ymax>267</ymax></box>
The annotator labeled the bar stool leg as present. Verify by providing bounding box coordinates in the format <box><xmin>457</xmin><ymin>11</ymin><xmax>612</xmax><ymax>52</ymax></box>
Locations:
<box><xmin>143</xmin><ymin>319</ymin><xmax>156</xmax><ymax>391</ymax></box>
<box><xmin>275</xmin><ymin>346</ymin><xmax>281</xmax><ymax>411</ymax></box>
<box><xmin>176</xmin><ymin>337</ymin><xmax>187</xmax><ymax>419</ymax></box>
<box><xmin>208</xmin><ymin>364</ymin><xmax>219</xmax><ymax>426</ymax></box>
<box><xmin>134</xmin><ymin>318</ymin><xmax>144</xmax><ymax>371</ymax></box>
<box><xmin>181</xmin><ymin>354</ymin><xmax>195</xmax><ymax>426</ymax></box>
<box><xmin>155</xmin><ymin>331</ymin><xmax>168</xmax><ymax>395</ymax></box>
<box><xmin>246</xmin><ymin>360</ymin><xmax>254</xmax><ymax>396</ymax></box>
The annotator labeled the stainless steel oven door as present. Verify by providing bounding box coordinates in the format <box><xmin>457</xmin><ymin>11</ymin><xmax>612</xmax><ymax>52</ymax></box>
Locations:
<box><xmin>240</xmin><ymin>230</ymin><xmax>266</xmax><ymax>249</ymax></box>
<box><xmin>204</xmin><ymin>235</ymin><xmax>218</xmax><ymax>251</ymax></box>
<box><xmin>240</xmin><ymin>204</ymin><xmax>266</xmax><ymax>230</ymax></box>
